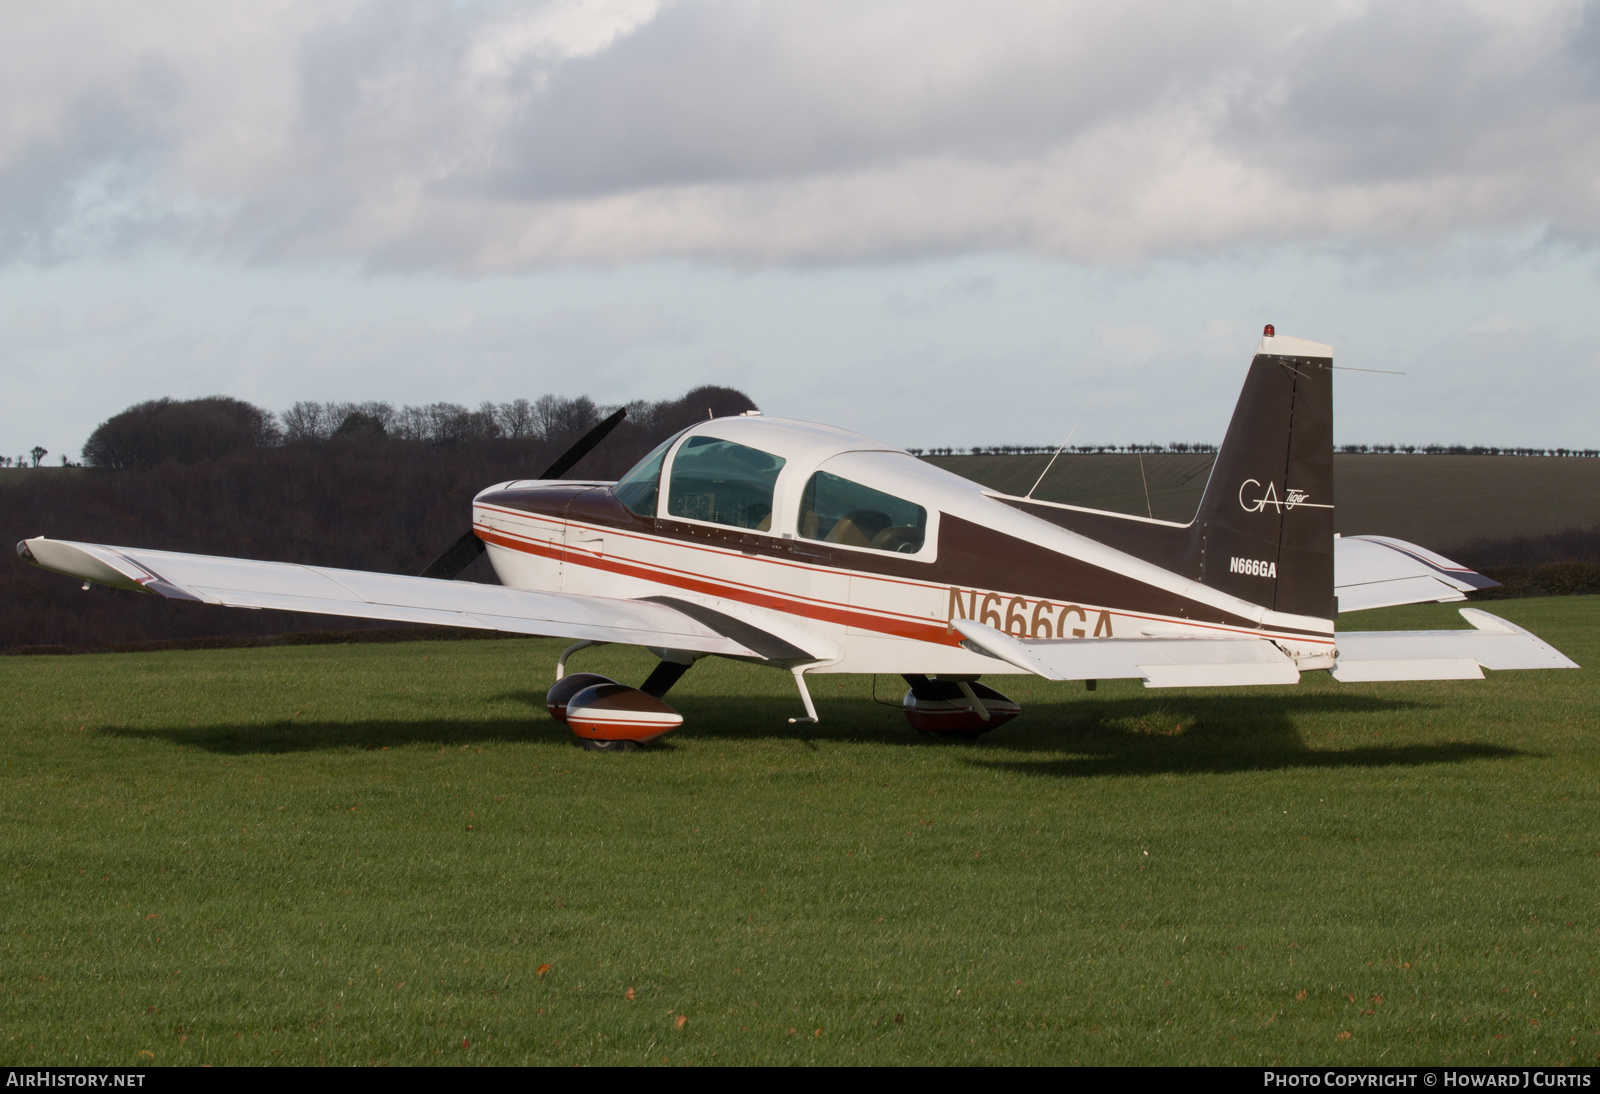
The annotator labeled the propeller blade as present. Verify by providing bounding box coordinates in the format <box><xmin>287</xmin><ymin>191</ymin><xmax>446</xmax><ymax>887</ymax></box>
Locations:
<box><xmin>537</xmin><ymin>407</ymin><xmax>626</xmax><ymax>480</ymax></box>
<box><xmin>419</xmin><ymin>406</ymin><xmax>626</xmax><ymax>579</ymax></box>
<box><xmin>419</xmin><ymin>529</ymin><xmax>486</xmax><ymax>580</ymax></box>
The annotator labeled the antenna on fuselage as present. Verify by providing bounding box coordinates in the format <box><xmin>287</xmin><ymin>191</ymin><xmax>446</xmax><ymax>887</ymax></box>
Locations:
<box><xmin>1024</xmin><ymin>423</ymin><xmax>1078</xmax><ymax>500</ymax></box>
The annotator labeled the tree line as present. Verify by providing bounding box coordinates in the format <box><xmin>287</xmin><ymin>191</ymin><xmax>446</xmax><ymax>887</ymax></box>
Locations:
<box><xmin>912</xmin><ymin>443</ymin><xmax>1222</xmax><ymax>457</ymax></box>
<box><xmin>1456</xmin><ymin>524</ymin><xmax>1600</xmax><ymax>602</ymax></box>
<box><xmin>0</xmin><ymin>447</ymin><xmax>54</xmax><ymax>468</ymax></box>
<box><xmin>1336</xmin><ymin>444</ymin><xmax>1600</xmax><ymax>457</ymax></box>
<box><xmin>2</xmin><ymin>385</ymin><xmax>754</xmax><ymax>650</ymax></box>
<box><xmin>77</xmin><ymin>392</ymin><xmax>731</xmax><ymax>470</ymax></box>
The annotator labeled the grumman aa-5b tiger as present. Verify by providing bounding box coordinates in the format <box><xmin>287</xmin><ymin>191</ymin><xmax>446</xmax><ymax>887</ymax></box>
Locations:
<box><xmin>18</xmin><ymin>328</ymin><xmax>1578</xmax><ymax>749</ymax></box>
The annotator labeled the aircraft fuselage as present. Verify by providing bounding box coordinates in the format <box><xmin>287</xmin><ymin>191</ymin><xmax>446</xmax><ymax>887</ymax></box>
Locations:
<box><xmin>472</xmin><ymin>415</ymin><xmax>1336</xmax><ymax>676</ymax></box>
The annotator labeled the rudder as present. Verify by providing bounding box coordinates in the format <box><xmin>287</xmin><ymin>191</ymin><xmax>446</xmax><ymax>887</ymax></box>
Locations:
<box><xmin>1192</xmin><ymin>329</ymin><xmax>1335</xmax><ymax>622</ymax></box>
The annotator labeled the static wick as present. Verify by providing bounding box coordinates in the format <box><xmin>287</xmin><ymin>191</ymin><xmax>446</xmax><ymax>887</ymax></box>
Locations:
<box><xmin>1025</xmin><ymin>423</ymin><xmax>1079</xmax><ymax>499</ymax></box>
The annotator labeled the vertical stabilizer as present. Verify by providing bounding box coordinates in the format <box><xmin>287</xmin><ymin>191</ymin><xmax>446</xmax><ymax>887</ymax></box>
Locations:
<box><xmin>1192</xmin><ymin>332</ymin><xmax>1335</xmax><ymax>621</ymax></box>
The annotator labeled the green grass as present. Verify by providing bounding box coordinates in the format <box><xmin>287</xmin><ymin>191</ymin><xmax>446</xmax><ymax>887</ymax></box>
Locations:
<box><xmin>927</xmin><ymin>453</ymin><xmax>1600</xmax><ymax>547</ymax></box>
<box><xmin>1</xmin><ymin>598</ymin><xmax>1597</xmax><ymax>1066</ymax></box>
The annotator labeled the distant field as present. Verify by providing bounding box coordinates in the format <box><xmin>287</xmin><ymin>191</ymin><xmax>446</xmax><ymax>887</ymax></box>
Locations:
<box><xmin>926</xmin><ymin>454</ymin><xmax>1600</xmax><ymax>550</ymax></box>
<box><xmin>1</xmin><ymin>597</ymin><xmax>1594</xmax><ymax>1065</ymax></box>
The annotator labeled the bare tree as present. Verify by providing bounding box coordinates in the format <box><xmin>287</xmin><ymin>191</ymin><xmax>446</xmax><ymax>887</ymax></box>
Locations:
<box><xmin>30</xmin><ymin>446</ymin><xmax>46</xmax><ymax>468</ymax></box>
<box><xmin>496</xmin><ymin>398</ymin><xmax>536</xmax><ymax>439</ymax></box>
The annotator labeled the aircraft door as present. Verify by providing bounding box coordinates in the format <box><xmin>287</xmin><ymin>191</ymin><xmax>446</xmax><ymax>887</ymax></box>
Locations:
<box><xmin>795</xmin><ymin>465</ymin><xmax>932</xmax><ymax>638</ymax></box>
<box><xmin>559</xmin><ymin>488</ymin><xmax>609</xmax><ymax>595</ymax></box>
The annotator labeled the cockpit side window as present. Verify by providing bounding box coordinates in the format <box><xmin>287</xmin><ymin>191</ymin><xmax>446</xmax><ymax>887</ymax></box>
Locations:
<box><xmin>665</xmin><ymin>436</ymin><xmax>786</xmax><ymax>531</ymax></box>
<box><xmin>798</xmin><ymin>471</ymin><xmax>926</xmax><ymax>553</ymax></box>
<box><xmin>612</xmin><ymin>430</ymin><xmax>684</xmax><ymax>517</ymax></box>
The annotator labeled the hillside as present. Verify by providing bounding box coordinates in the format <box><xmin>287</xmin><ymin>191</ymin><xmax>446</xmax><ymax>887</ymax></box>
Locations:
<box><xmin>924</xmin><ymin>453</ymin><xmax>1600</xmax><ymax>552</ymax></box>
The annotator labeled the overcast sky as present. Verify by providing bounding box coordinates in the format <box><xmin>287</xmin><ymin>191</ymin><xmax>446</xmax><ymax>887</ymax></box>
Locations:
<box><xmin>4</xmin><ymin>0</ymin><xmax>1599</xmax><ymax>460</ymax></box>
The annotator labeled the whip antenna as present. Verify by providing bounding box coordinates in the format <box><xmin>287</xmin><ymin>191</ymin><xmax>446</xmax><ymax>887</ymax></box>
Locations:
<box><xmin>1025</xmin><ymin>423</ymin><xmax>1078</xmax><ymax>500</ymax></box>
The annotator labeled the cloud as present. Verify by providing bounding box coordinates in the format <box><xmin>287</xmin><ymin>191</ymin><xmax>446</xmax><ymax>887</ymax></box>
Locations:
<box><xmin>883</xmin><ymin>274</ymin><xmax>994</xmax><ymax>316</ymax></box>
<box><xmin>1</xmin><ymin>305</ymin><xmax>66</xmax><ymax>352</ymax></box>
<box><xmin>1093</xmin><ymin>321</ymin><xmax>1173</xmax><ymax>364</ymax></box>
<box><xmin>1195</xmin><ymin>317</ymin><xmax>1253</xmax><ymax>359</ymax></box>
<box><xmin>4</xmin><ymin>0</ymin><xmax>1600</xmax><ymax>269</ymax></box>
<box><xmin>1466</xmin><ymin>312</ymin><xmax>1537</xmax><ymax>334</ymax></box>
<box><xmin>84</xmin><ymin>297</ymin><xmax>150</xmax><ymax>335</ymax></box>
<box><xmin>1347</xmin><ymin>324</ymin><xmax>1600</xmax><ymax>446</ymax></box>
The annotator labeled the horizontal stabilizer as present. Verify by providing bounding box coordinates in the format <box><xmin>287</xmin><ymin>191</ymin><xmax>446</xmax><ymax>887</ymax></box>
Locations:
<box><xmin>1335</xmin><ymin>535</ymin><xmax>1499</xmax><ymax>612</ymax></box>
<box><xmin>951</xmin><ymin>619</ymin><xmax>1301</xmax><ymax>688</ymax></box>
<box><xmin>1331</xmin><ymin>607</ymin><xmax>1578</xmax><ymax>680</ymax></box>
<box><xmin>16</xmin><ymin>536</ymin><xmax>799</xmax><ymax>660</ymax></box>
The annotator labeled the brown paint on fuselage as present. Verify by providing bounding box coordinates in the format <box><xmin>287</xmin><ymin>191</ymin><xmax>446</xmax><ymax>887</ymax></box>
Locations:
<box><xmin>484</xmin><ymin>481</ymin><xmax>1274</xmax><ymax>636</ymax></box>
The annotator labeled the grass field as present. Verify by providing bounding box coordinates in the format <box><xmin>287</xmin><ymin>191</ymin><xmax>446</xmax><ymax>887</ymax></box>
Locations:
<box><xmin>926</xmin><ymin>454</ymin><xmax>1600</xmax><ymax>549</ymax></box>
<box><xmin>1</xmin><ymin>597</ymin><xmax>1596</xmax><ymax>1066</ymax></box>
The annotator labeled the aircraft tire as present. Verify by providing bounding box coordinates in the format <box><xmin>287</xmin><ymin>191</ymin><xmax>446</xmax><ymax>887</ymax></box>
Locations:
<box><xmin>576</xmin><ymin>737</ymin><xmax>642</xmax><ymax>752</ymax></box>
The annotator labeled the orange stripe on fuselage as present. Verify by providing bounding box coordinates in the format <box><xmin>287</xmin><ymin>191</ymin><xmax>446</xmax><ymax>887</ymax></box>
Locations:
<box><xmin>476</xmin><ymin>525</ymin><xmax>959</xmax><ymax>645</ymax></box>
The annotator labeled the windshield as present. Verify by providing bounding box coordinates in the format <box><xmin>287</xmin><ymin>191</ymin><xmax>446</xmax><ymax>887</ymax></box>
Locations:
<box><xmin>612</xmin><ymin>430</ymin><xmax>685</xmax><ymax>517</ymax></box>
<box><xmin>666</xmin><ymin>436</ymin><xmax>786</xmax><ymax>530</ymax></box>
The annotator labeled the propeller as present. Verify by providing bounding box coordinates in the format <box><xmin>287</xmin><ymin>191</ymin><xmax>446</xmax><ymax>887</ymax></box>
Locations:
<box><xmin>419</xmin><ymin>406</ymin><xmax>628</xmax><ymax>580</ymax></box>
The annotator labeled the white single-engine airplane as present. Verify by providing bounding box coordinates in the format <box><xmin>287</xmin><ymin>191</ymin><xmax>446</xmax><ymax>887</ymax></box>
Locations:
<box><xmin>18</xmin><ymin>328</ymin><xmax>1578</xmax><ymax>749</ymax></box>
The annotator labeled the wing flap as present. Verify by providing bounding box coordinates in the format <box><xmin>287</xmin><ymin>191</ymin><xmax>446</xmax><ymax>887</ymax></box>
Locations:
<box><xmin>18</xmin><ymin>537</ymin><xmax>765</xmax><ymax>657</ymax></box>
<box><xmin>1139</xmin><ymin>660</ymin><xmax>1301</xmax><ymax>688</ymax></box>
<box><xmin>951</xmin><ymin>619</ymin><xmax>1300</xmax><ymax>687</ymax></box>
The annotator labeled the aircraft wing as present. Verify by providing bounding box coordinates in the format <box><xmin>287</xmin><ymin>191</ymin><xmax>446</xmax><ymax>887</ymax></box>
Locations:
<box><xmin>951</xmin><ymin>619</ymin><xmax>1302</xmax><ymax>688</ymax></box>
<box><xmin>1335</xmin><ymin>534</ymin><xmax>1499</xmax><ymax>612</ymax></box>
<box><xmin>1330</xmin><ymin>607</ymin><xmax>1578</xmax><ymax>680</ymax></box>
<box><xmin>15</xmin><ymin>536</ymin><xmax>779</xmax><ymax>659</ymax></box>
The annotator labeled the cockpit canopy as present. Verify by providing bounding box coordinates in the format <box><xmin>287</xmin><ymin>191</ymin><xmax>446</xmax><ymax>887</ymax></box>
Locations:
<box><xmin>608</xmin><ymin>418</ymin><xmax>933</xmax><ymax>557</ymax></box>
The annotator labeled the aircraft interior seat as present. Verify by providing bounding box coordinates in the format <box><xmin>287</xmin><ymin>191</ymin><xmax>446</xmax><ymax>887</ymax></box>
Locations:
<box><xmin>870</xmin><ymin>526</ymin><xmax>922</xmax><ymax>553</ymax></box>
<box><xmin>824</xmin><ymin>517</ymin><xmax>871</xmax><ymax>547</ymax></box>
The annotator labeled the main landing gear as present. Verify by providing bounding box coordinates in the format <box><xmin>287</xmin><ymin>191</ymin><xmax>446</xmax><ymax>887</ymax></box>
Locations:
<box><xmin>900</xmin><ymin>675</ymin><xmax>1020</xmax><ymax>740</ymax></box>
<box><xmin>546</xmin><ymin>642</ymin><xmax>692</xmax><ymax>751</ymax></box>
<box><xmin>547</xmin><ymin>645</ymin><xmax>1023</xmax><ymax>749</ymax></box>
